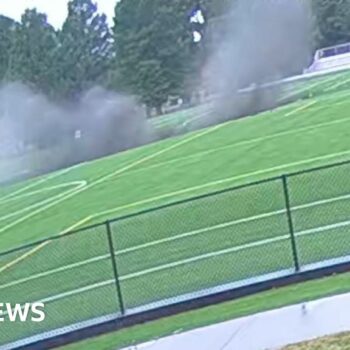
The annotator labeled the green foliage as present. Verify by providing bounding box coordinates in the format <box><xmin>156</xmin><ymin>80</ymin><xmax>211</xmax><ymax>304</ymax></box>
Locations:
<box><xmin>312</xmin><ymin>0</ymin><xmax>350</xmax><ymax>48</ymax></box>
<box><xmin>8</xmin><ymin>10</ymin><xmax>58</xmax><ymax>94</ymax></box>
<box><xmin>54</xmin><ymin>0</ymin><xmax>114</xmax><ymax>99</ymax></box>
<box><xmin>0</xmin><ymin>15</ymin><xmax>16</xmax><ymax>81</ymax></box>
<box><xmin>0</xmin><ymin>0</ymin><xmax>349</xmax><ymax>106</ymax></box>
<box><xmin>203</xmin><ymin>0</ymin><xmax>233</xmax><ymax>17</ymax></box>
<box><xmin>113</xmin><ymin>0</ymin><xmax>194</xmax><ymax>111</ymax></box>
<box><xmin>0</xmin><ymin>0</ymin><xmax>113</xmax><ymax>100</ymax></box>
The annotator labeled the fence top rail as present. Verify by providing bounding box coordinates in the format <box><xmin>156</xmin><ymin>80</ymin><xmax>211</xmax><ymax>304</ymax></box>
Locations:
<box><xmin>109</xmin><ymin>175</ymin><xmax>281</xmax><ymax>224</ymax></box>
<box><xmin>286</xmin><ymin>158</ymin><xmax>350</xmax><ymax>177</ymax></box>
<box><xmin>1</xmin><ymin>156</ymin><xmax>350</xmax><ymax>258</ymax></box>
<box><xmin>108</xmin><ymin>157</ymin><xmax>350</xmax><ymax>224</ymax></box>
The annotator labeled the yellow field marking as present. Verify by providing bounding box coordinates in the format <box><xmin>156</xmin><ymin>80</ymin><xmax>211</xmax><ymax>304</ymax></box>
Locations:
<box><xmin>94</xmin><ymin>123</ymin><xmax>225</xmax><ymax>184</ymax></box>
<box><xmin>0</xmin><ymin>124</ymin><xmax>225</xmax><ymax>275</ymax></box>
<box><xmin>104</xmin><ymin>111</ymin><xmax>350</xmax><ymax>182</ymax></box>
<box><xmin>2</xmin><ymin>147</ymin><xmax>350</xmax><ymax>280</ymax></box>
<box><xmin>284</xmin><ymin>100</ymin><xmax>318</xmax><ymax>117</ymax></box>
<box><xmin>96</xmin><ymin>148</ymin><xmax>350</xmax><ymax>219</ymax></box>
<box><xmin>0</xmin><ymin>124</ymin><xmax>224</xmax><ymax>239</ymax></box>
<box><xmin>0</xmin><ymin>216</ymin><xmax>92</xmax><ymax>274</ymax></box>
<box><xmin>1</xmin><ymin>74</ymin><xmax>343</xmax><ymax>237</ymax></box>
<box><xmin>1</xmin><ymin>77</ymin><xmax>348</xmax><ymax>274</ymax></box>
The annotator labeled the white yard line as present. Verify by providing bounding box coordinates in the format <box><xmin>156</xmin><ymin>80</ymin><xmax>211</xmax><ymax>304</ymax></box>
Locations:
<box><xmin>2</xmin><ymin>191</ymin><xmax>350</xmax><ymax>292</ymax></box>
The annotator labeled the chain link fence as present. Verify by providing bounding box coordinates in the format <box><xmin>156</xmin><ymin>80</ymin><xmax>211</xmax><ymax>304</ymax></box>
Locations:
<box><xmin>1</xmin><ymin>160</ymin><xmax>350</xmax><ymax>347</ymax></box>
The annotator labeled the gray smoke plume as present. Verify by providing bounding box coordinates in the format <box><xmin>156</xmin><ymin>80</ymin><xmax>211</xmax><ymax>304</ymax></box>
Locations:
<box><xmin>0</xmin><ymin>83</ymin><xmax>152</xmax><ymax>184</ymax></box>
<box><xmin>199</xmin><ymin>0</ymin><xmax>312</xmax><ymax>125</ymax></box>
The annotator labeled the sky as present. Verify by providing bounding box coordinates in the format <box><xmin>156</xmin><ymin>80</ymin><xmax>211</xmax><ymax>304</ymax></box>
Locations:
<box><xmin>0</xmin><ymin>0</ymin><xmax>117</xmax><ymax>28</ymax></box>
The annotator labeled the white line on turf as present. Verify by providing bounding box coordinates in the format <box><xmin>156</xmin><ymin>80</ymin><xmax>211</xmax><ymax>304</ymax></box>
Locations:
<box><xmin>278</xmin><ymin>74</ymin><xmax>341</xmax><ymax>102</ymax></box>
<box><xmin>2</xmin><ymin>77</ymin><xmax>347</xmax><ymax>306</ymax></box>
<box><xmin>0</xmin><ymin>181</ymin><xmax>88</xmax><ymax>234</ymax></box>
<box><xmin>0</xmin><ymin>216</ymin><xmax>93</xmax><ymax>275</ymax></box>
<box><xmin>2</xmin><ymin>191</ymin><xmax>350</xmax><ymax>292</ymax></box>
<box><xmin>4</xmin><ymin>216</ymin><xmax>350</xmax><ymax>307</ymax></box>
<box><xmin>0</xmin><ymin>125</ymin><xmax>225</xmax><ymax>278</ymax></box>
<box><xmin>0</xmin><ymin>99</ymin><xmax>344</xmax><ymax>242</ymax></box>
<box><xmin>122</xmin><ymin>218</ymin><xmax>350</xmax><ymax>280</ymax></box>
<box><xmin>115</xmin><ymin>191</ymin><xmax>350</xmax><ymax>255</ymax></box>
<box><xmin>2</xmin><ymin>73</ymin><xmax>350</xmax><ymax>288</ymax></box>
<box><xmin>2</xmin><ymin>69</ymin><xmax>348</xmax><ymax>233</ymax></box>
<box><xmin>0</xmin><ymin>80</ymin><xmax>347</xmax><ymax>237</ymax></box>
<box><xmin>0</xmin><ymin>182</ymin><xmax>87</xmax><ymax>223</ymax></box>
<box><xmin>0</xmin><ymin>279</ymin><xmax>115</xmax><ymax>317</ymax></box>
<box><xmin>325</xmin><ymin>76</ymin><xmax>350</xmax><ymax>91</ymax></box>
<box><xmin>1</xmin><ymin>112</ymin><xmax>348</xmax><ymax>279</ymax></box>
<box><xmin>0</xmin><ymin>181</ymin><xmax>86</xmax><ymax>204</ymax></box>
<box><xmin>0</xmin><ymin>124</ymin><xmax>225</xmax><ymax>239</ymax></box>
<box><xmin>96</xmin><ymin>148</ymin><xmax>350</xmax><ymax>219</ymax></box>
<box><xmin>0</xmin><ymin>166</ymin><xmax>76</xmax><ymax>202</ymax></box>
<box><xmin>110</xmin><ymin>114</ymin><xmax>350</xmax><ymax>180</ymax></box>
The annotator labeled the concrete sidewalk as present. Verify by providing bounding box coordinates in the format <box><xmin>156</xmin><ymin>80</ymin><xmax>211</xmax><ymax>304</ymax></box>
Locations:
<box><xmin>122</xmin><ymin>292</ymin><xmax>350</xmax><ymax>350</ymax></box>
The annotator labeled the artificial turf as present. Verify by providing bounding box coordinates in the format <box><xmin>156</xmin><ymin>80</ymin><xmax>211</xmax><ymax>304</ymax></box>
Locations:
<box><xmin>2</xmin><ymin>70</ymin><xmax>350</xmax><ymax>346</ymax></box>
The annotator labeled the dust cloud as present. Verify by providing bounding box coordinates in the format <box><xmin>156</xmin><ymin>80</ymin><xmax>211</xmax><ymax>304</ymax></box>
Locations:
<box><xmin>0</xmin><ymin>83</ymin><xmax>152</xmax><ymax>184</ymax></box>
<box><xmin>198</xmin><ymin>0</ymin><xmax>312</xmax><ymax>126</ymax></box>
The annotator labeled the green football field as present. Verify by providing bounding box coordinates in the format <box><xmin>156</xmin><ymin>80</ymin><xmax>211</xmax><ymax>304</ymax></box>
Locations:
<box><xmin>2</xmin><ymin>70</ymin><xmax>350</xmax><ymax>346</ymax></box>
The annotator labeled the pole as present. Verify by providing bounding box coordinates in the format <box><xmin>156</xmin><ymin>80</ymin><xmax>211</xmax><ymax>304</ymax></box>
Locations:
<box><xmin>106</xmin><ymin>220</ymin><xmax>125</xmax><ymax>315</ymax></box>
<box><xmin>281</xmin><ymin>175</ymin><xmax>300</xmax><ymax>272</ymax></box>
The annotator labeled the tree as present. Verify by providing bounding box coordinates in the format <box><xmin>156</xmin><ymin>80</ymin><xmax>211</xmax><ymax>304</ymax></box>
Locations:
<box><xmin>7</xmin><ymin>9</ymin><xmax>58</xmax><ymax>94</ymax></box>
<box><xmin>55</xmin><ymin>0</ymin><xmax>114</xmax><ymax>99</ymax></box>
<box><xmin>113</xmin><ymin>0</ymin><xmax>195</xmax><ymax>113</ymax></box>
<box><xmin>0</xmin><ymin>15</ymin><xmax>17</xmax><ymax>81</ymax></box>
<box><xmin>312</xmin><ymin>0</ymin><xmax>350</xmax><ymax>48</ymax></box>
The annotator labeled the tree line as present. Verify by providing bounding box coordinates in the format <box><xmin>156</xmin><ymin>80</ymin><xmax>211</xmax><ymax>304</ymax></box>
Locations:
<box><xmin>0</xmin><ymin>0</ymin><xmax>349</xmax><ymax>112</ymax></box>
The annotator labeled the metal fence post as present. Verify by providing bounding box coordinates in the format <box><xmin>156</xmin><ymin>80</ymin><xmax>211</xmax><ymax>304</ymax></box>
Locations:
<box><xmin>281</xmin><ymin>175</ymin><xmax>300</xmax><ymax>272</ymax></box>
<box><xmin>106</xmin><ymin>220</ymin><xmax>125</xmax><ymax>315</ymax></box>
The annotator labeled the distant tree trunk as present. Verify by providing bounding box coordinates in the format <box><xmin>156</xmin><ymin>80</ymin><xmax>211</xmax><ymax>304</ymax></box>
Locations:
<box><xmin>156</xmin><ymin>105</ymin><xmax>162</xmax><ymax>115</ymax></box>
<box><xmin>145</xmin><ymin>105</ymin><xmax>152</xmax><ymax>118</ymax></box>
